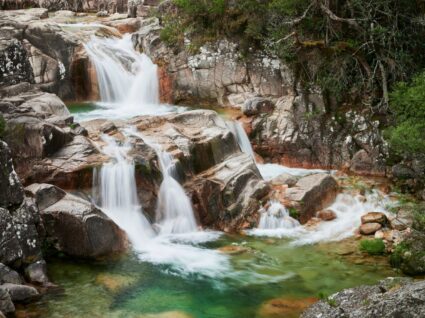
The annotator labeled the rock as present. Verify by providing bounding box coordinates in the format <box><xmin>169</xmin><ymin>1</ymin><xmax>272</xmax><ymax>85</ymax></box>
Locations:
<box><xmin>24</xmin><ymin>260</ymin><xmax>48</xmax><ymax>285</ymax></box>
<box><xmin>361</xmin><ymin>212</ymin><xmax>387</xmax><ymax>225</ymax></box>
<box><xmin>1</xmin><ymin>284</ymin><xmax>38</xmax><ymax>303</ymax></box>
<box><xmin>20</xmin><ymin>93</ymin><xmax>70</xmax><ymax>117</ymax></box>
<box><xmin>0</xmin><ymin>141</ymin><xmax>24</xmax><ymax>208</ymax></box>
<box><xmin>284</xmin><ymin>174</ymin><xmax>338</xmax><ymax>223</ymax></box>
<box><xmin>374</xmin><ymin>229</ymin><xmax>400</xmax><ymax>243</ymax></box>
<box><xmin>25</xmin><ymin>183</ymin><xmax>66</xmax><ymax>211</ymax></box>
<box><xmin>0</xmin><ymin>288</ymin><xmax>14</xmax><ymax>314</ymax></box>
<box><xmin>391</xmin><ymin>231</ymin><xmax>425</xmax><ymax>275</ymax></box>
<box><xmin>0</xmin><ymin>264</ymin><xmax>22</xmax><ymax>285</ymax></box>
<box><xmin>301</xmin><ymin>277</ymin><xmax>425</xmax><ymax>318</ymax></box>
<box><xmin>388</xmin><ymin>209</ymin><xmax>413</xmax><ymax>231</ymax></box>
<box><xmin>259</xmin><ymin>297</ymin><xmax>318</xmax><ymax>318</ymax></box>
<box><xmin>95</xmin><ymin>273</ymin><xmax>136</xmax><ymax>292</ymax></box>
<box><xmin>96</xmin><ymin>10</ymin><xmax>110</xmax><ymax>17</ymax></box>
<box><xmin>242</xmin><ymin>97</ymin><xmax>275</xmax><ymax>116</ymax></box>
<box><xmin>217</xmin><ymin>245</ymin><xmax>249</xmax><ymax>255</ymax></box>
<box><xmin>270</xmin><ymin>173</ymin><xmax>298</xmax><ymax>187</ymax></box>
<box><xmin>40</xmin><ymin>193</ymin><xmax>127</xmax><ymax>258</ymax></box>
<box><xmin>100</xmin><ymin>121</ymin><xmax>116</xmax><ymax>133</ymax></box>
<box><xmin>316</xmin><ymin>209</ymin><xmax>336</xmax><ymax>221</ymax></box>
<box><xmin>359</xmin><ymin>222</ymin><xmax>382</xmax><ymax>235</ymax></box>
<box><xmin>392</xmin><ymin>164</ymin><xmax>416</xmax><ymax>180</ymax></box>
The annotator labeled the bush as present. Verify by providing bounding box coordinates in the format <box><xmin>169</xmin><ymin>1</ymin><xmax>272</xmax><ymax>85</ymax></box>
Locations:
<box><xmin>386</xmin><ymin>72</ymin><xmax>425</xmax><ymax>156</ymax></box>
<box><xmin>359</xmin><ymin>239</ymin><xmax>386</xmax><ymax>255</ymax></box>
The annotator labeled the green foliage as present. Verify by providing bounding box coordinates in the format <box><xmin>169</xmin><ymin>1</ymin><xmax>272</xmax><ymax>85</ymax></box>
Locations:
<box><xmin>161</xmin><ymin>0</ymin><xmax>425</xmax><ymax>109</ymax></box>
<box><xmin>390</xmin><ymin>242</ymin><xmax>408</xmax><ymax>268</ymax></box>
<box><xmin>386</xmin><ymin>72</ymin><xmax>425</xmax><ymax>155</ymax></box>
<box><xmin>359</xmin><ymin>239</ymin><xmax>386</xmax><ymax>255</ymax></box>
<box><xmin>288</xmin><ymin>207</ymin><xmax>299</xmax><ymax>219</ymax></box>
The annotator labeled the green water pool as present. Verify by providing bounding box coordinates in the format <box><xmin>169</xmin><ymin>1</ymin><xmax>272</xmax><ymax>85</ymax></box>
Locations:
<box><xmin>22</xmin><ymin>234</ymin><xmax>396</xmax><ymax>318</ymax></box>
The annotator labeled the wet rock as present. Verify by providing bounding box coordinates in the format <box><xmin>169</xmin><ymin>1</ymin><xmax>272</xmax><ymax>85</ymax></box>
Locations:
<box><xmin>24</xmin><ymin>260</ymin><xmax>48</xmax><ymax>285</ymax></box>
<box><xmin>100</xmin><ymin>121</ymin><xmax>116</xmax><ymax>133</ymax></box>
<box><xmin>242</xmin><ymin>97</ymin><xmax>275</xmax><ymax>116</ymax></box>
<box><xmin>301</xmin><ymin>277</ymin><xmax>425</xmax><ymax>318</ymax></box>
<box><xmin>361</xmin><ymin>212</ymin><xmax>387</xmax><ymax>225</ymax></box>
<box><xmin>285</xmin><ymin>174</ymin><xmax>338</xmax><ymax>223</ymax></box>
<box><xmin>25</xmin><ymin>183</ymin><xmax>66</xmax><ymax>211</ymax></box>
<box><xmin>217</xmin><ymin>245</ymin><xmax>249</xmax><ymax>255</ymax></box>
<box><xmin>1</xmin><ymin>284</ymin><xmax>38</xmax><ymax>303</ymax></box>
<box><xmin>359</xmin><ymin>222</ymin><xmax>382</xmax><ymax>235</ymax></box>
<box><xmin>259</xmin><ymin>297</ymin><xmax>318</xmax><ymax>318</ymax></box>
<box><xmin>270</xmin><ymin>173</ymin><xmax>298</xmax><ymax>187</ymax></box>
<box><xmin>0</xmin><ymin>288</ymin><xmax>14</xmax><ymax>315</ymax></box>
<box><xmin>96</xmin><ymin>10</ymin><xmax>110</xmax><ymax>17</ymax></box>
<box><xmin>95</xmin><ymin>273</ymin><xmax>136</xmax><ymax>292</ymax></box>
<box><xmin>316</xmin><ymin>209</ymin><xmax>337</xmax><ymax>221</ymax></box>
<box><xmin>0</xmin><ymin>264</ymin><xmax>22</xmax><ymax>285</ymax></box>
<box><xmin>40</xmin><ymin>193</ymin><xmax>127</xmax><ymax>258</ymax></box>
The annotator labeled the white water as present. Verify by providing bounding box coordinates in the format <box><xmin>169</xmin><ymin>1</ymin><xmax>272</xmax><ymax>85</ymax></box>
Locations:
<box><xmin>80</xmin><ymin>34</ymin><xmax>176</xmax><ymax>121</ymax></box>
<box><xmin>95</xmin><ymin>132</ymin><xmax>227</xmax><ymax>278</ymax></box>
<box><xmin>258</xmin><ymin>201</ymin><xmax>300</xmax><ymax>230</ymax></box>
<box><xmin>94</xmin><ymin>135</ymin><xmax>155</xmax><ymax>249</ymax></box>
<box><xmin>226</xmin><ymin>121</ymin><xmax>255</xmax><ymax>158</ymax></box>
<box><xmin>250</xmin><ymin>191</ymin><xmax>393</xmax><ymax>245</ymax></box>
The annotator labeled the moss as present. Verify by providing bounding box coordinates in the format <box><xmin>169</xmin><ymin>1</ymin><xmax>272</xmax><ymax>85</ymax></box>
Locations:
<box><xmin>288</xmin><ymin>207</ymin><xmax>299</xmax><ymax>219</ymax></box>
<box><xmin>390</xmin><ymin>242</ymin><xmax>409</xmax><ymax>268</ymax></box>
<box><xmin>359</xmin><ymin>239</ymin><xmax>386</xmax><ymax>255</ymax></box>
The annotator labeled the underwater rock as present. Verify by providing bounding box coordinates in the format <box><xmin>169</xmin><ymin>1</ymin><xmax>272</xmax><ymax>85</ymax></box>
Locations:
<box><xmin>259</xmin><ymin>297</ymin><xmax>318</xmax><ymax>318</ymax></box>
<box><xmin>95</xmin><ymin>273</ymin><xmax>136</xmax><ymax>293</ymax></box>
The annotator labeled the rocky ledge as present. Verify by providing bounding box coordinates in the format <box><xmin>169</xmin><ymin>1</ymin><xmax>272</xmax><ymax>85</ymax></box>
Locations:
<box><xmin>302</xmin><ymin>277</ymin><xmax>425</xmax><ymax>318</ymax></box>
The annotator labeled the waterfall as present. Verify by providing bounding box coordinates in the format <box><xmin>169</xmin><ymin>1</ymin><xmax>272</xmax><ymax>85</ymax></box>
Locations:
<box><xmin>84</xmin><ymin>34</ymin><xmax>159</xmax><ymax>106</ymax></box>
<box><xmin>94</xmin><ymin>134</ymin><xmax>155</xmax><ymax>249</ymax></box>
<box><xmin>124</xmin><ymin>128</ymin><xmax>198</xmax><ymax>235</ymax></box>
<box><xmin>155</xmin><ymin>150</ymin><xmax>198</xmax><ymax>235</ymax></box>
<box><xmin>226</xmin><ymin>121</ymin><xmax>255</xmax><ymax>158</ymax></box>
<box><xmin>258</xmin><ymin>201</ymin><xmax>300</xmax><ymax>230</ymax></box>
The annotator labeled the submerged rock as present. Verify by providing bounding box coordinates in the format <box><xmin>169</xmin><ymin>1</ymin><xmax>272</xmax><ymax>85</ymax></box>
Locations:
<box><xmin>95</xmin><ymin>273</ymin><xmax>137</xmax><ymax>293</ymax></box>
<box><xmin>301</xmin><ymin>277</ymin><xmax>425</xmax><ymax>318</ymax></box>
<box><xmin>259</xmin><ymin>297</ymin><xmax>318</xmax><ymax>318</ymax></box>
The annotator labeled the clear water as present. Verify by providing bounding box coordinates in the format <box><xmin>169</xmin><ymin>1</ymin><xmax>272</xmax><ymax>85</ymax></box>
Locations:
<box><xmin>24</xmin><ymin>235</ymin><xmax>395</xmax><ymax>318</ymax></box>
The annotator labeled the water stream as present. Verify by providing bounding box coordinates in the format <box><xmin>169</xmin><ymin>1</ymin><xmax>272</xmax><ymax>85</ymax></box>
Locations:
<box><xmin>30</xmin><ymin>32</ymin><xmax>400</xmax><ymax>318</ymax></box>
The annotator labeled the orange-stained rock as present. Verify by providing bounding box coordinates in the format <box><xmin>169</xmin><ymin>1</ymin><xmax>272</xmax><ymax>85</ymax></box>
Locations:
<box><xmin>258</xmin><ymin>297</ymin><xmax>318</xmax><ymax>318</ymax></box>
<box><xmin>158</xmin><ymin>65</ymin><xmax>174</xmax><ymax>104</ymax></box>
<box><xmin>317</xmin><ymin>209</ymin><xmax>337</xmax><ymax>221</ymax></box>
<box><xmin>360</xmin><ymin>222</ymin><xmax>382</xmax><ymax>235</ymax></box>
<box><xmin>361</xmin><ymin>212</ymin><xmax>387</xmax><ymax>225</ymax></box>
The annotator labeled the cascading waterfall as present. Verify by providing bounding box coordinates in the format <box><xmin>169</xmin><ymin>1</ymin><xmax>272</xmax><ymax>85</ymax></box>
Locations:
<box><xmin>154</xmin><ymin>150</ymin><xmax>198</xmax><ymax>235</ymax></box>
<box><xmin>124</xmin><ymin>128</ymin><xmax>198</xmax><ymax>235</ymax></box>
<box><xmin>85</xmin><ymin>34</ymin><xmax>159</xmax><ymax>106</ymax></box>
<box><xmin>258</xmin><ymin>201</ymin><xmax>300</xmax><ymax>230</ymax></box>
<box><xmin>94</xmin><ymin>134</ymin><xmax>155</xmax><ymax>250</ymax></box>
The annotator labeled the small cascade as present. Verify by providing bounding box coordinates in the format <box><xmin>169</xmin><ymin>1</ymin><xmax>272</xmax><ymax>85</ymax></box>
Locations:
<box><xmin>85</xmin><ymin>34</ymin><xmax>159</xmax><ymax>106</ymax></box>
<box><xmin>93</xmin><ymin>134</ymin><xmax>155</xmax><ymax>249</ymax></box>
<box><xmin>154</xmin><ymin>149</ymin><xmax>198</xmax><ymax>235</ymax></box>
<box><xmin>258</xmin><ymin>201</ymin><xmax>300</xmax><ymax>230</ymax></box>
<box><xmin>226</xmin><ymin>121</ymin><xmax>255</xmax><ymax>158</ymax></box>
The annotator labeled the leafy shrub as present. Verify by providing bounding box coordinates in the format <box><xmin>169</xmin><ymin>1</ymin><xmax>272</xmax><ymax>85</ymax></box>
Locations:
<box><xmin>359</xmin><ymin>239</ymin><xmax>386</xmax><ymax>255</ymax></box>
<box><xmin>386</xmin><ymin>72</ymin><xmax>425</xmax><ymax>156</ymax></box>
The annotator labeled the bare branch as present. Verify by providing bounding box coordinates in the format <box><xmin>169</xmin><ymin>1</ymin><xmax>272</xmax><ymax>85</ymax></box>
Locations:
<box><xmin>319</xmin><ymin>3</ymin><xmax>361</xmax><ymax>30</ymax></box>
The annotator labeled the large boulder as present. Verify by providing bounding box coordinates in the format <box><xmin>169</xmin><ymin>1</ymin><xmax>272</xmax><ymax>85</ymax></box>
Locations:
<box><xmin>1</xmin><ymin>284</ymin><xmax>38</xmax><ymax>303</ymax></box>
<box><xmin>39</xmin><ymin>192</ymin><xmax>127</xmax><ymax>258</ymax></box>
<box><xmin>284</xmin><ymin>173</ymin><xmax>338</xmax><ymax>223</ymax></box>
<box><xmin>0</xmin><ymin>141</ymin><xmax>43</xmax><ymax>267</ymax></box>
<box><xmin>0</xmin><ymin>288</ymin><xmax>14</xmax><ymax>315</ymax></box>
<box><xmin>391</xmin><ymin>231</ymin><xmax>425</xmax><ymax>276</ymax></box>
<box><xmin>301</xmin><ymin>277</ymin><xmax>425</xmax><ymax>318</ymax></box>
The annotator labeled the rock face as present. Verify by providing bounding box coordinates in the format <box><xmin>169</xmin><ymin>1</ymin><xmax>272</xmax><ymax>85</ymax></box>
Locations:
<box><xmin>302</xmin><ymin>277</ymin><xmax>425</xmax><ymax>318</ymax></box>
<box><xmin>284</xmin><ymin>174</ymin><xmax>338</xmax><ymax>223</ymax></box>
<box><xmin>26</xmin><ymin>184</ymin><xmax>127</xmax><ymax>258</ymax></box>
<box><xmin>83</xmin><ymin>110</ymin><xmax>269</xmax><ymax>231</ymax></box>
<box><xmin>0</xmin><ymin>141</ymin><xmax>43</xmax><ymax>268</ymax></box>
<box><xmin>133</xmin><ymin>18</ymin><xmax>388</xmax><ymax>176</ymax></box>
